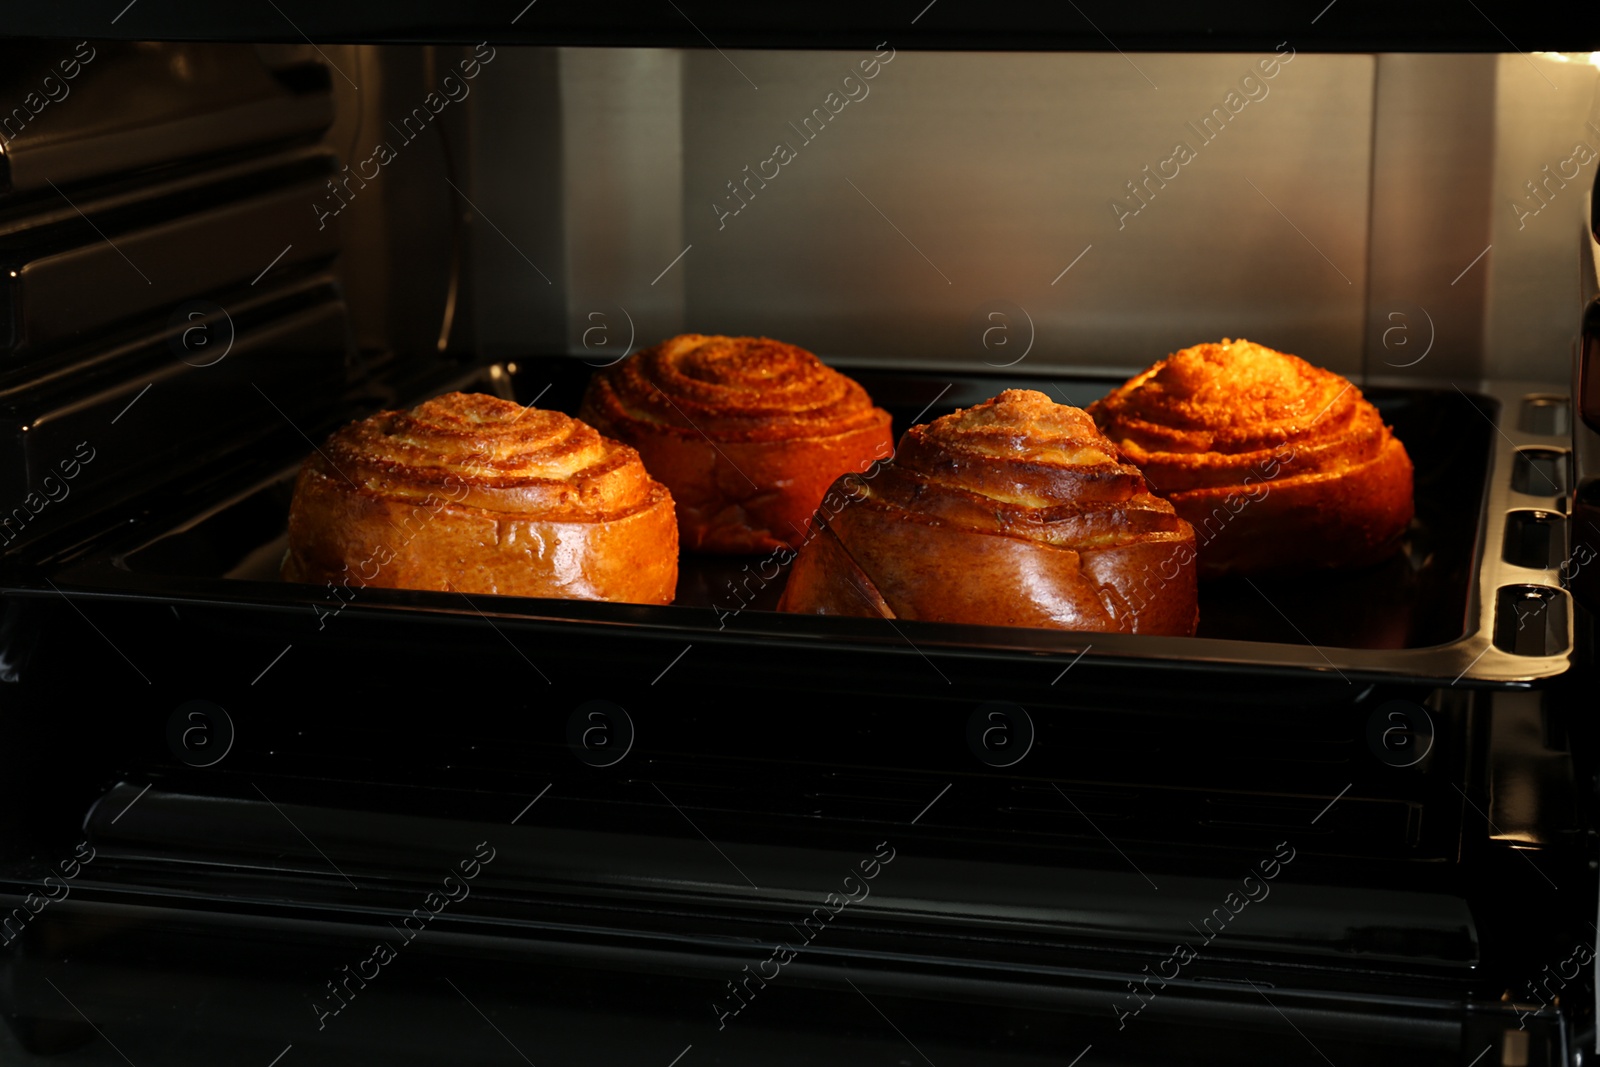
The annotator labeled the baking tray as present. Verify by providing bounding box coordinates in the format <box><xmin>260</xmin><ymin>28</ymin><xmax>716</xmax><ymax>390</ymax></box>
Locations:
<box><xmin>21</xmin><ymin>358</ymin><xmax>1575</xmax><ymax>686</ymax></box>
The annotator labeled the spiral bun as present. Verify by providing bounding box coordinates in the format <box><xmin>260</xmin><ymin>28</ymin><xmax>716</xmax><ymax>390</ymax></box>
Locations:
<box><xmin>778</xmin><ymin>389</ymin><xmax>1198</xmax><ymax>635</ymax></box>
<box><xmin>1088</xmin><ymin>339</ymin><xmax>1414</xmax><ymax>576</ymax></box>
<box><xmin>579</xmin><ymin>334</ymin><xmax>894</xmax><ymax>553</ymax></box>
<box><xmin>283</xmin><ymin>391</ymin><xmax>677</xmax><ymax>603</ymax></box>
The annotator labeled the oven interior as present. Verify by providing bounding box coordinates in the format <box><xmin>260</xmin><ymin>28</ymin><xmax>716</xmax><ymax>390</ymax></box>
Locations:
<box><xmin>2</xmin><ymin>29</ymin><xmax>1599</xmax><ymax>1067</ymax></box>
<box><xmin>69</xmin><ymin>362</ymin><xmax>1494</xmax><ymax>649</ymax></box>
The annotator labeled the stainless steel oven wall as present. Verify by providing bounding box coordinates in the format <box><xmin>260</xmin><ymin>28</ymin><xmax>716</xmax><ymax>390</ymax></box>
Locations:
<box><xmin>677</xmin><ymin>48</ymin><xmax>1375</xmax><ymax>375</ymax></box>
<box><xmin>1484</xmin><ymin>53</ymin><xmax>1600</xmax><ymax>381</ymax></box>
<box><xmin>473</xmin><ymin>47</ymin><xmax>684</xmax><ymax>364</ymax></box>
<box><xmin>476</xmin><ymin>47</ymin><xmax>1376</xmax><ymax>375</ymax></box>
<box><xmin>469</xmin><ymin>45</ymin><xmax>569</xmax><ymax>361</ymax></box>
<box><xmin>1363</xmin><ymin>54</ymin><xmax>1497</xmax><ymax>384</ymax></box>
<box><xmin>466</xmin><ymin>48</ymin><xmax>1598</xmax><ymax>384</ymax></box>
<box><xmin>322</xmin><ymin>44</ymin><xmax>482</xmax><ymax>371</ymax></box>
<box><xmin>1359</xmin><ymin>52</ymin><xmax>1597</xmax><ymax>386</ymax></box>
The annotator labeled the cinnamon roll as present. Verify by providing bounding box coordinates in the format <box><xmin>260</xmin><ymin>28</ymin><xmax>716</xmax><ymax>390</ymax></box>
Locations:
<box><xmin>282</xmin><ymin>391</ymin><xmax>678</xmax><ymax>604</ymax></box>
<box><xmin>578</xmin><ymin>334</ymin><xmax>895</xmax><ymax>554</ymax></box>
<box><xmin>1087</xmin><ymin>338</ymin><xmax>1414</xmax><ymax>577</ymax></box>
<box><xmin>777</xmin><ymin>389</ymin><xmax>1199</xmax><ymax>635</ymax></box>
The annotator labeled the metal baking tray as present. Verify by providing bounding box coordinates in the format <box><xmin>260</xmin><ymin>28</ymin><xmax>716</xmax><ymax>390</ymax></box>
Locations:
<box><xmin>19</xmin><ymin>358</ymin><xmax>1576</xmax><ymax>686</ymax></box>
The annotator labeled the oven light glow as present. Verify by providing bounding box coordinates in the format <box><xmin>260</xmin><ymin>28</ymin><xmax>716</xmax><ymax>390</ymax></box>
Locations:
<box><xmin>1531</xmin><ymin>51</ymin><xmax>1600</xmax><ymax>69</ymax></box>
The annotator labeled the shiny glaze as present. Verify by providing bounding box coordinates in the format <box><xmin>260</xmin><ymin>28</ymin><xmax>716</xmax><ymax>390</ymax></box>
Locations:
<box><xmin>282</xmin><ymin>392</ymin><xmax>678</xmax><ymax>604</ymax></box>
<box><xmin>580</xmin><ymin>334</ymin><xmax>895</xmax><ymax>553</ymax></box>
<box><xmin>1089</xmin><ymin>339</ymin><xmax>1415</xmax><ymax>576</ymax></box>
<box><xmin>582</xmin><ymin>333</ymin><xmax>889</xmax><ymax>443</ymax></box>
<box><xmin>779</xmin><ymin>389</ymin><xmax>1199</xmax><ymax>635</ymax></box>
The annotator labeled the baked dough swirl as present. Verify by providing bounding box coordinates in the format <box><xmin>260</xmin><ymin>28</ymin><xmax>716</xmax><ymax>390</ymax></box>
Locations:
<box><xmin>579</xmin><ymin>334</ymin><xmax>894</xmax><ymax>554</ymax></box>
<box><xmin>1087</xmin><ymin>338</ymin><xmax>1414</xmax><ymax>577</ymax></box>
<box><xmin>282</xmin><ymin>391</ymin><xmax>678</xmax><ymax>603</ymax></box>
<box><xmin>777</xmin><ymin>389</ymin><xmax>1199</xmax><ymax>635</ymax></box>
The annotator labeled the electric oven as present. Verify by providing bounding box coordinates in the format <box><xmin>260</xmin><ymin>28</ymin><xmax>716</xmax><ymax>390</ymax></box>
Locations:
<box><xmin>3</xmin><ymin>6</ymin><xmax>1600</xmax><ymax>1066</ymax></box>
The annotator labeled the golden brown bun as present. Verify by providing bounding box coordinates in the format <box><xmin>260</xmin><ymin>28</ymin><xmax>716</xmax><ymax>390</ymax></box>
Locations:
<box><xmin>578</xmin><ymin>334</ymin><xmax>895</xmax><ymax>554</ymax></box>
<box><xmin>282</xmin><ymin>391</ymin><xmax>677</xmax><ymax>604</ymax></box>
<box><xmin>777</xmin><ymin>389</ymin><xmax>1198</xmax><ymax>635</ymax></box>
<box><xmin>1087</xmin><ymin>338</ymin><xmax>1415</xmax><ymax>578</ymax></box>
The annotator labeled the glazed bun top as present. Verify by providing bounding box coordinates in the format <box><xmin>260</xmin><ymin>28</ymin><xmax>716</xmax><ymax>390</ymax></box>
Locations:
<box><xmin>860</xmin><ymin>389</ymin><xmax>1190</xmax><ymax>547</ymax></box>
<box><xmin>582</xmin><ymin>333</ymin><xmax>888</xmax><ymax>443</ymax></box>
<box><xmin>313</xmin><ymin>391</ymin><xmax>667</xmax><ymax>521</ymax></box>
<box><xmin>1087</xmin><ymin>338</ymin><xmax>1393</xmax><ymax>492</ymax></box>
